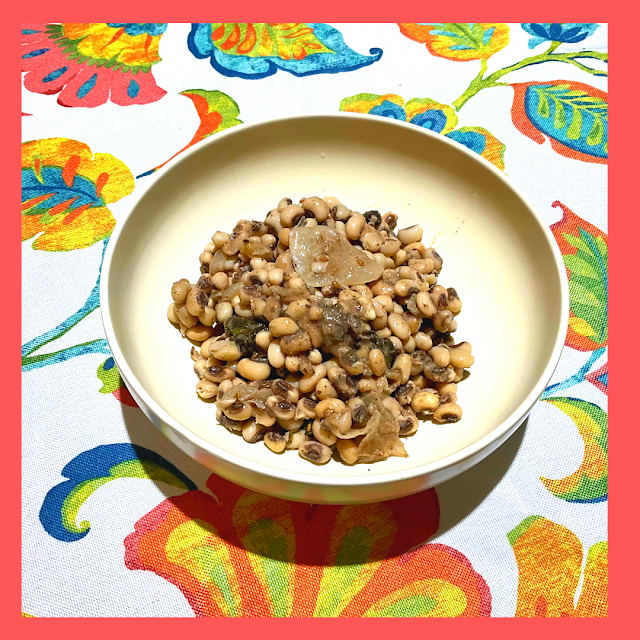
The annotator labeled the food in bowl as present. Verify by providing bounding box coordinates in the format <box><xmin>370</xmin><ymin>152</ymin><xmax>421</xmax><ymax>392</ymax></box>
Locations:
<box><xmin>167</xmin><ymin>196</ymin><xmax>474</xmax><ymax>465</ymax></box>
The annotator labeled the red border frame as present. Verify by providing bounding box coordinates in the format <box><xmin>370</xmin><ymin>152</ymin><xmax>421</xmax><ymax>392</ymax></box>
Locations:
<box><xmin>9</xmin><ymin>4</ymin><xmax>634</xmax><ymax>636</ymax></box>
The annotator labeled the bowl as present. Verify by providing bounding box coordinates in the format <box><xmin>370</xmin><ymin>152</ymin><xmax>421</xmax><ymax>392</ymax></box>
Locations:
<box><xmin>101</xmin><ymin>113</ymin><xmax>568</xmax><ymax>504</ymax></box>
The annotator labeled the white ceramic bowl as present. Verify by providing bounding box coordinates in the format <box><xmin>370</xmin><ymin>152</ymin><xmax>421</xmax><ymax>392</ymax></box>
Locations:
<box><xmin>101</xmin><ymin>113</ymin><xmax>568</xmax><ymax>504</ymax></box>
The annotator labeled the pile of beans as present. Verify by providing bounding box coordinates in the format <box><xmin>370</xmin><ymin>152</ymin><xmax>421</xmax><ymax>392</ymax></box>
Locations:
<box><xmin>167</xmin><ymin>196</ymin><xmax>474</xmax><ymax>465</ymax></box>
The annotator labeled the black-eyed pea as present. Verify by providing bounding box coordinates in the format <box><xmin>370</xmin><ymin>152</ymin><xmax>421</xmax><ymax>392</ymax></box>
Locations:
<box><xmin>388</xmin><ymin>313</ymin><xmax>411</xmax><ymax>341</ymax></box>
<box><xmin>337</xmin><ymin>348</ymin><xmax>364</xmax><ymax>376</ymax></box>
<box><xmin>209</xmin><ymin>340</ymin><xmax>242</xmax><ymax>361</ymax></box>
<box><xmin>185</xmin><ymin>324</ymin><xmax>214</xmax><ymax>342</ymax></box>
<box><xmin>264</xmin><ymin>429</ymin><xmax>289</xmax><ymax>453</ymax></box>
<box><xmin>198</xmin><ymin>306</ymin><xmax>216</xmax><ymax>327</ymax></box>
<box><xmin>396</xmin><ymin>381</ymin><xmax>418</xmax><ymax>405</ymax></box>
<box><xmin>175</xmin><ymin>304</ymin><xmax>198</xmax><ymax>328</ymax></box>
<box><xmin>360</xmin><ymin>227</ymin><xmax>383</xmax><ymax>252</ymax></box>
<box><xmin>392</xmin><ymin>302</ymin><xmax>404</xmax><ymax>314</ymax></box>
<box><xmin>380</xmin><ymin>237</ymin><xmax>401</xmax><ymax>257</ymax></box>
<box><xmin>234</xmin><ymin>303</ymin><xmax>253</xmax><ymax>318</ymax></box>
<box><xmin>199</xmin><ymin>251</ymin><xmax>214</xmax><ymax>267</ymax></box>
<box><xmin>436</xmin><ymin>382</ymin><xmax>458</xmax><ymax>395</ymax></box>
<box><xmin>433</xmin><ymin>310</ymin><xmax>454</xmax><ymax>333</ymax></box>
<box><xmin>393</xmin><ymin>353</ymin><xmax>412</xmax><ymax>384</ymax></box>
<box><xmin>212</xmin><ymin>231</ymin><xmax>230</xmax><ymax>249</ymax></box>
<box><xmin>404</xmin><ymin>313</ymin><xmax>421</xmax><ymax>334</ymax></box>
<box><xmin>377</xmin><ymin>327</ymin><xmax>392</xmax><ymax>338</ymax></box>
<box><xmin>447</xmin><ymin>287</ymin><xmax>462</xmax><ymax>313</ymax></box>
<box><xmin>215</xmin><ymin>301</ymin><xmax>233</xmax><ymax>323</ymax></box>
<box><xmin>225</xmin><ymin>400</ymin><xmax>253</xmax><ymax>422</ymax></box>
<box><xmin>299</xmin><ymin>441</ymin><xmax>332</xmax><ymax>464</ymax></box>
<box><xmin>394</xmin><ymin>279</ymin><xmax>420</xmax><ymax>297</ymax></box>
<box><xmin>403</xmin><ymin>336</ymin><xmax>416</xmax><ymax>353</ymax></box>
<box><xmin>336</xmin><ymin>439</ymin><xmax>359</xmax><ymax>464</ymax></box>
<box><xmin>271</xmin><ymin>379</ymin><xmax>299</xmax><ymax>404</ymax></box>
<box><xmin>351</xmin><ymin>284</ymin><xmax>373</xmax><ymax>299</ymax></box>
<box><xmin>316</xmin><ymin>378</ymin><xmax>338</xmax><ymax>400</ymax></box>
<box><xmin>298</xmin><ymin>363</ymin><xmax>328</xmax><ymax>394</ymax></box>
<box><xmin>269</xmin><ymin>317</ymin><xmax>299</xmax><ymax>337</ymax></box>
<box><xmin>374</xmin><ymin>295</ymin><xmax>394</xmax><ymax>313</ymax></box>
<box><xmin>278</xmin><ymin>227</ymin><xmax>291</xmax><ymax>247</ymax></box>
<box><xmin>237</xmin><ymin>358</ymin><xmax>271</xmax><ymax>381</ymax></box>
<box><xmin>285</xmin><ymin>356</ymin><xmax>300</xmax><ymax>372</ymax></box>
<box><xmin>404</xmin><ymin>242</ymin><xmax>426</xmax><ymax>259</ymax></box>
<box><xmin>263</xmin><ymin>296</ymin><xmax>282</xmax><ymax>322</ymax></box>
<box><xmin>414</xmin><ymin>331</ymin><xmax>433</xmax><ymax>351</ymax></box>
<box><xmin>261</xmin><ymin>233</ymin><xmax>277</xmax><ymax>249</ymax></box>
<box><xmin>308</xmin><ymin>349</ymin><xmax>323</xmax><ymax>365</ymax></box>
<box><xmin>430</xmin><ymin>285</ymin><xmax>449</xmax><ymax>310</ymax></box>
<box><xmin>453</xmin><ymin>367</ymin><xmax>464</xmax><ymax>382</ymax></box>
<box><xmin>196</xmin><ymin>274</ymin><xmax>214</xmax><ymax>294</ymax></box>
<box><xmin>452</xmin><ymin>341</ymin><xmax>472</xmax><ymax>353</ymax></box>
<box><xmin>369</xmin><ymin>348</ymin><xmax>387</xmax><ymax>377</ymax></box>
<box><xmin>371</xmin><ymin>280</ymin><xmax>395</xmax><ymax>297</ymax></box>
<box><xmin>449</xmin><ymin>349</ymin><xmax>475</xmax><ymax>368</ymax></box>
<box><xmin>268</xmin><ymin>268</ymin><xmax>284</xmax><ymax>285</ymax></box>
<box><xmin>286</xmin><ymin>430</ymin><xmax>309</xmax><ymax>450</ymax></box>
<box><xmin>267</xmin><ymin>341</ymin><xmax>285</xmax><ymax>368</ymax></box>
<box><xmin>424</xmin><ymin>273</ymin><xmax>438</xmax><ymax>285</ymax></box>
<box><xmin>398</xmin><ymin>411</ymin><xmax>419</xmax><ymax>436</ymax></box>
<box><xmin>184</xmin><ymin>285</ymin><xmax>206</xmax><ymax>314</ymax></box>
<box><xmin>295</xmin><ymin>397</ymin><xmax>317</xmax><ymax>421</ymax></box>
<box><xmin>398</xmin><ymin>225</ymin><xmax>423</xmax><ymax>245</ymax></box>
<box><xmin>398</xmin><ymin>266</ymin><xmax>414</xmax><ymax>280</ymax></box>
<box><xmin>278</xmin><ymin>197</ymin><xmax>293</xmax><ymax>212</ymax></box>
<box><xmin>324</xmin><ymin>408</ymin><xmax>352</xmax><ymax>436</ymax></box>
<box><xmin>308</xmin><ymin>304</ymin><xmax>323</xmax><ymax>321</ymax></box>
<box><xmin>285</xmin><ymin>299</ymin><xmax>311</xmax><ymax>319</ymax></box>
<box><xmin>411</xmin><ymin>390</ymin><xmax>440</xmax><ymax>414</ymax></box>
<box><xmin>433</xmin><ymin>403</ymin><xmax>463</xmax><ymax>423</ymax></box>
<box><xmin>315</xmin><ymin>398</ymin><xmax>347</xmax><ymax>419</ymax></box>
<box><xmin>280</xmin><ymin>204</ymin><xmax>305</xmax><ymax>227</ymax></box>
<box><xmin>196</xmin><ymin>379</ymin><xmax>218</xmax><ymax>399</ymax></box>
<box><xmin>394</xmin><ymin>249</ymin><xmax>408</xmax><ymax>266</ymax></box>
<box><xmin>280</xmin><ymin>331</ymin><xmax>311</xmax><ymax>355</ymax></box>
<box><xmin>322</xmin><ymin>195</ymin><xmax>341</xmax><ymax>207</ymax></box>
<box><xmin>346</xmin><ymin>212</ymin><xmax>366</xmax><ymax>241</ymax></box>
<box><xmin>200</xmin><ymin>336</ymin><xmax>217</xmax><ymax>359</ymax></box>
<box><xmin>411</xmin><ymin>374</ymin><xmax>427</xmax><ymax>389</ymax></box>
<box><xmin>331</xmin><ymin>203</ymin><xmax>352</xmax><ymax>221</ymax></box>
<box><xmin>266</xmin><ymin>396</ymin><xmax>296</xmax><ymax>421</ymax></box>
<box><xmin>358</xmin><ymin>378</ymin><xmax>377</xmax><ymax>394</ymax></box>
<box><xmin>312</xmin><ymin>419</ymin><xmax>338</xmax><ymax>446</ymax></box>
<box><xmin>448</xmin><ymin>319</ymin><xmax>458</xmax><ymax>333</ymax></box>
<box><xmin>430</xmin><ymin>345</ymin><xmax>451</xmax><ymax>368</ymax></box>
<box><xmin>254</xmin><ymin>330</ymin><xmax>271</xmax><ymax>351</ymax></box>
<box><xmin>242</xmin><ymin>421</ymin><xmax>267</xmax><ymax>443</ymax></box>
<box><xmin>409</xmin><ymin>258</ymin><xmax>435</xmax><ymax>274</ymax></box>
<box><xmin>389</xmin><ymin>336</ymin><xmax>403</xmax><ymax>353</ymax></box>
<box><xmin>302</xmin><ymin>196</ymin><xmax>330</xmax><ymax>222</ymax></box>
<box><xmin>167</xmin><ymin>303</ymin><xmax>179</xmax><ymax>324</ymax></box>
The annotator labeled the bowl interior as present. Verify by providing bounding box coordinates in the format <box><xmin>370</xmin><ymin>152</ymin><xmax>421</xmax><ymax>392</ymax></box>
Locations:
<box><xmin>106</xmin><ymin>115</ymin><xmax>564</xmax><ymax>479</ymax></box>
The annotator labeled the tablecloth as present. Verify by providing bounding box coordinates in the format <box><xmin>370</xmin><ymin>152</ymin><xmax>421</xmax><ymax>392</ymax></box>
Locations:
<box><xmin>21</xmin><ymin>23</ymin><xmax>608</xmax><ymax>618</ymax></box>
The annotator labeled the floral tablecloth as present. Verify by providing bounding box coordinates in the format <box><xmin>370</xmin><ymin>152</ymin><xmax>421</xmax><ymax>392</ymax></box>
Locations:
<box><xmin>21</xmin><ymin>23</ymin><xmax>608</xmax><ymax>618</ymax></box>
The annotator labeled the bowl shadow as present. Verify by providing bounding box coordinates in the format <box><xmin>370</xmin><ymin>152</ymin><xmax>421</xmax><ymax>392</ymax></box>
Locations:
<box><xmin>121</xmin><ymin>403</ymin><xmax>526</xmax><ymax>568</ymax></box>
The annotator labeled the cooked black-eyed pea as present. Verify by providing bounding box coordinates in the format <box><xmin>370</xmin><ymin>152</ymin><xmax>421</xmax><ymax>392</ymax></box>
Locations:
<box><xmin>175</xmin><ymin>303</ymin><xmax>198</xmax><ymax>328</ymax></box>
<box><xmin>215</xmin><ymin>301</ymin><xmax>233</xmax><ymax>324</ymax></box>
<box><xmin>271</xmin><ymin>379</ymin><xmax>299</xmax><ymax>404</ymax></box>
<box><xmin>237</xmin><ymin>358</ymin><xmax>271</xmax><ymax>381</ymax></box>
<box><xmin>261</xmin><ymin>233</ymin><xmax>277</xmax><ymax>249</ymax></box>
<box><xmin>324</xmin><ymin>408</ymin><xmax>352</xmax><ymax>435</ymax></box>
<box><xmin>410</xmin><ymin>350</ymin><xmax>427</xmax><ymax>376</ymax></box>
<box><xmin>414</xmin><ymin>331</ymin><xmax>433</xmax><ymax>351</ymax></box>
<box><xmin>196</xmin><ymin>274</ymin><xmax>214</xmax><ymax>294</ymax></box>
<box><xmin>388</xmin><ymin>313</ymin><xmax>411</xmax><ymax>341</ymax></box>
<box><xmin>250</xmin><ymin>297</ymin><xmax>267</xmax><ymax>317</ymax></box>
<box><xmin>429</xmin><ymin>285</ymin><xmax>449</xmax><ymax>311</ymax></box>
<box><xmin>398</xmin><ymin>412</ymin><xmax>419</xmax><ymax>436</ymax></box>
<box><xmin>268</xmin><ymin>267</ymin><xmax>284</xmax><ymax>285</ymax></box>
<box><xmin>331</xmin><ymin>203</ymin><xmax>352</xmax><ymax>221</ymax></box>
<box><xmin>217</xmin><ymin>408</ymin><xmax>245</xmax><ymax>433</ymax></box>
<box><xmin>278</xmin><ymin>197</ymin><xmax>293</xmax><ymax>212</ymax></box>
<box><xmin>360</xmin><ymin>226</ymin><xmax>383</xmax><ymax>252</ymax></box>
<box><xmin>285</xmin><ymin>298</ymin><xmax>311</xmax><ymax>319</ymax></box>
<box><xmin>449</xmin><ymin>349</ymin><xmax>475</xmax><ymax>368</ymax></box>
<box><xmin>358</xmin><ymin>378</ymin><xmax>377</xmax><ymax>394</ymax></box>
<box><xmin>242</xmin><ymin>421</ymin><xmax>267</xmax><ymax>443</ymax></box>
<box><xmin>254</xmin><ymin>406</ymin><xmax>277</xmax><ymax>427</ymax></box>
<box><xmin>394</xmin><ymin>249</ymin><xmax>407</xmax><ymax>266</ymax></box>
<box><xmin>186</xmin><ymin>287</ymin><xmax>208</xmax><ymax>317</ymax></box>
<box><xmin>225</xmin><ymin>400</ymin><xmax>253</xmax><ymax>422</ymax></box>
<box><xmin>285</xmin><ymin>356</ymin><xmax>300</xmax><ymax>372</ymax></box>
<box><xmin>308</xmin><ymin>349</ymin><xmax>323</xmax><ymax>365</ymax></box>
<box><xmin>197</xmin><ymin>306</ymin><xmax>216</xmax><ymax>327</ymax></box>
<box><xmin>393</xmin><ymin>353</ymin><xmax>412</xmax><ymax>385</ymax></box>
<box><xmin>217</xmin><ymin>379</ymin><xmax>234</xmax><ymax>399</ymax></box>
<box><xmin>266</xmin><ymin>395</ymin><xmax>296</xmax><ymax>421</ymax></box>
<box><xmin>337</xmin><ymin>348</ymin><xmax>364</xmax><ymax>376</ymax></box>
<box><xmin>295</xmin><ymin>398</ymin><xmax>317</xmax><ymax>420</ymax></box>
<box><xmin>369</xmin><ymin>348</ymin><xmax>387</xmax><ymax>377</ymax></box>
<box><xmin>423</xmin><ymin>247</ymin><xmax>443</xmax><ymax>272</ymax></box>
<box><xmin>346</xmin><ymin>212</ymin><xmax>366</xmax><ymax>241</ymax></box>
<box><xmin>429</xmin><ymin>345</ymin><xmax>451</xmax><ymax>367</ymax></box>
<box><xmin>316</xmin><ymin>378</ymin><xmax>338</xmax><ymax>400</ymax></box>
<box><xmin>269</xmin><ymin>317</ymin><xmax>299</xmax><ymax>337</ymax></box>
<box><xmin>396</xmin><ymin>381</ymin><xmax>418</xmax><ymax>405</ymax></box>
<box><xmin>280</xmin><ymin>331</ymin><xmax>312</xmax><ymax>356</ymax></box>
<box><xmin>411</xmin><ymin>390</ymin><xmax>440</xmax><ymax>414</ymax></box>
<box><xmin>451</xmin><ymin>341</ymin><xmax>472</xmax><ymax>354</ymax></box>
<box><xmin>286</xmin><ymin>430</ymin><xmax>309</xmax><ymax>450</ymax></box>
<box><xmin>423</xmin><ymin>359</ymin><xmax>456</xmax><ymax>383</ymax></box>
<box><xmin>328</xmin><ymin>368</ymin><xmax>358</xmax><ymax>398</ymax></box>
<box><xmin>398</xmin><ymin>224</ymin><xmax>423</xmax><ymax>245</ymax></box>
<box><xmin>371</xmin><ymin>280</ymin><xmax>395</xmax><ymax>297</ymax></box>
<box><xmin>204</xmin><ymin>365</ymin><xmax>235</xmax><ymax>384</ymax></box>
<box><xmin>380</xmin><ymin>237</ymin><xmax>401</xmax><ymax>257</ymax></box>
<box><xmin>409</xmin><ymin>258</ymin><xmax>435</xmax><ymax>275</ymax></box>
<box><xmin>433</xmin><ymin>310</ymin><xmax>454</xmax><ymax>333</ymax></box>
<box><xmin>436</xmin><ymin>382</ymin><xmax>458</xmax><ymax>396</ymax></box>
<box><xmin>394</xmin><ymin>279</ymin><xmax>420</xmax><ymax>297</ymax></box>
<box><xmin>280</xmin><ymin>204</ymin><xmax>305</xmax><ymax>227</ymax></box>
<box><xmin>336</xmin><ymin>439</ymin><xmax>359</xmax><ymax>464</ymax></box>
<box><xmin>299</xmin><ymin>441</ymin><xmax>332</xmax><ymax>465</ymax></box>
<box><xmin>446</xmin><ymin>287</ymin><xmax>462</xmax><ymax>313</ymax></box>
<box><xmin>255</xmin><ymin>330</ymin><xmax>271</xmax><ymax>351</ymax></box>
<box><xmin>411</xmin><ymin>374</ymin><xmax>428</xmax><ymax>389</ymax></box>
<box><xmin>264</xmin><ymin>429</ymin><xmax>289</xmax><ymax>453</ymax></box>
<box><xmin>433</xmin><ymin>402</ymin><xmax>463</xmax><ymax>423</ymax></box>
<box><xmin>302</xmin><ymin>196</ymin><xmax>330</xmax><ymax>223</ymax></box>
<box><xmin>199</xmin><ymin>251</ymin><xmax>214</xmax><ymax>267</ymax></box>
<box><xmin>297</xmin><ymin>356</ymin><xmax>314</xmax><ymax>377</ymax></box>
<box><xmin>404</xmin><ymin>313</ymin><xmax>421</xmax><ymax>335</ymax></box>
<box><xmin>212</xmin><ymin>231</ymin><xmax>231</xmax><ymax>249</ymax></box>
<box><xmin>348</xmin><ymin>398</ymin><xmax>368</xmax><ymax>426</ymax></box>
<box><xmin>171</xmin><ymin>279</ymin><xmax>191</xmax><ymax>304</ymax></box>
<box><xmin>209</xmin><ymin>339</ymin><xmax>242</xmax><ymax>361</ymax></box>
<box><xmin>185</xmin><ymin>323</ymin><xmax>214</xmax><ymax>342</ymax></box>
<box><xmin>196</xmin><ymin>379</ymin><xmax>218</xmax><ymax>399</ymax></box>
<box><xmin>315</xmin><ymin>398</ymin><xmax>347</xmax><ymax>419</ymax></box>
<box><xmin>312</xmin><ymin>419</ymin><xmax>338</xmax><ymax>446</ymax></box>
<box><xmin>167</xmin><ymin>303</ymin><xmax>180</xmax><ymax>324</ymax></box>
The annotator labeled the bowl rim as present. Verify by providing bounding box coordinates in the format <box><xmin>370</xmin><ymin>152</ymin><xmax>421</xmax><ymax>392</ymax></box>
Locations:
<box><xmin>100</xmin><ymin>111</ymin><xmax>569</xmax><ymax>487</ymax></box>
